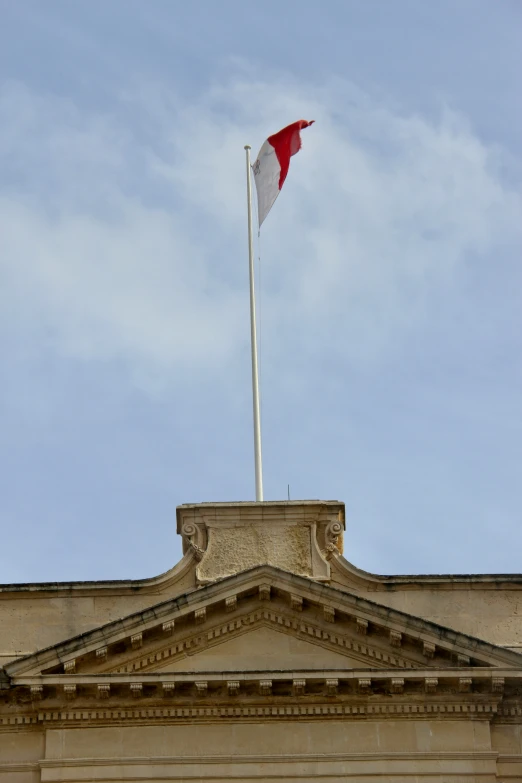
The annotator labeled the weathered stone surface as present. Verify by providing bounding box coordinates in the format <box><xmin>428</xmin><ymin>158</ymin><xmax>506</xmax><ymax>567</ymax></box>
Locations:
<box><xmin>1</xmin><ymin>498</ymin><xmax>521</xmax><ymax>781</ymax></box>
<box><xmin>177</xmin><ymin>501</ymin><xmax>343</xmax><ymax>584</ymax></box>
<box><xmin>199</xmin><ymin>525</ymin><xmax>313</xmax><ymax>581</ymax></box>
<box><xmin>152</xmin><ymin>626</ymin><xmax>362</xmax><ymax>671</ymax></box>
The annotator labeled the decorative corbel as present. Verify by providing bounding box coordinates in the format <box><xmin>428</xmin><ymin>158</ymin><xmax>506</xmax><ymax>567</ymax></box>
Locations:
<box><xmin>326</xmin><ymin>678</ymin><xmax>339</xmax><ymax>696</ymax></box>
<box><xmin>63</xmin><ymin>684</ymin><xmax>77</xmax><ymax>700</ymax></box>
<box><xmin>323</xmin><ymin>605</ymin><xmax>335</xmax><ymax>623</ymax></box>
<box><xmin>227</xmin><ymin>681</ymin><xmax>240</xmax><ymax>696</ymax></box>
<box><xmin>323</xmin><ymin>519</ymin><xmax>343</xmax><ymax>560</ymax></box>
<box><xmin>162</xmin><ymin>682</ymin><xmax>175</xmax><ymax>696</ymax></box>
<box><xmin>423</xmin><ymin>641</ymin><xmax>435</xmax><ymax>658</ymax></box>
<box><xmin>358</xmin><ymin>678</ymin><xmax>371</xmax><ymax>694</ymax></box>
<box><xmin>425</xmin><ymin>677</ymin><xmax>438</xmax><ymax>694</ymax></box>
<box><xmin>492</xmin><ymin>677</ymin><xmax>505</xmax><ymax>693</ymax></box>
<box><xmin>390</xmin><ymin>677</ymin><xmax>404</xmax><ymax>694</ymax></box>
<box><xmin>259</xmin><ymin>584</ymin><xmax>271</xmax><ymax>601</ymax></box>
<box><xmin>259</xmin><ymin>679</ymin><xmax>272</xmax><ymax>696</ymax></box>
<box><xmin>226</xmin><ymin>595</ymin><xmax>237</xmax><ymax>612</ymax></box>
<box><xmin>131</xmin><ymin>633</ymin><xmax>143</xmax><ymax>650</ymax></box>
<box><xmin>181</xmin><ymin>521</ymin><xmax>206</xmax><ymax>561</ymax></box>
<box><xmin>459</xmin><ymin>677</ymin><xmax>472</xmax><ymax>693</ymax></box>
<box><xmin>293</xmin><ymin>679</ymin><xmax>306</xmax><ymax>695</ymax></box>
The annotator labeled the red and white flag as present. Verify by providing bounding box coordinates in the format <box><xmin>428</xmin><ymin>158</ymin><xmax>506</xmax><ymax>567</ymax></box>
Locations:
<box><xmin>252</xmin><ymin>120</ymin><xmax>314</xmax><ymax>227</ymax></box>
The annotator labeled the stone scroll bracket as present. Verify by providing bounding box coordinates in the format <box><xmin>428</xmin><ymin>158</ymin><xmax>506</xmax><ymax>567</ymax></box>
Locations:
<box><xmin>176</xmin><ymin>501</ymin><xmax>346</xmax><ymax>586</ymax></box>
<box><xmin>178</xmin><ymin>517</ymin><xmax>208</xmax><ymax>561</ymax></box>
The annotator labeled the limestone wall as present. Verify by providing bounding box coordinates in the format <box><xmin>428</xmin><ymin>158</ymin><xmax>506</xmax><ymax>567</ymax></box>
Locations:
<box><xmin>363</xmin><ymin>585</ymin><xmax>522</xmax><ymax>649</ymax></box>
<box><xmin>1</xmin><ymin>719</ymin><xmax>513</xmax><ymax>782</ymax></box>
<box><xmin>331</xmin><ymin>559</ymin><xmax>522</xmax><ymax>650</ymax></box>
<box><xmin>2</xmin><ymin>558</ymin><xmax>522</xmax><ymax>667</ymax></box>
<box><xmin>0</xmin><ymin>557</ymin><xmax>197</xmax><ymax>665</ymax></box>
<box><xmin>0</xmin><ymin>729</ymin><xmax>42</xmax><ymax>783</ymax></box>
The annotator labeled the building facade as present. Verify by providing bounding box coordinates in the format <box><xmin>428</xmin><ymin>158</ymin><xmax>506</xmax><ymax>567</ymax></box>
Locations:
<box><xmin>1</xmin><ymin>500</ymin><xmax>522</xmax><ymax>781</ymax></box>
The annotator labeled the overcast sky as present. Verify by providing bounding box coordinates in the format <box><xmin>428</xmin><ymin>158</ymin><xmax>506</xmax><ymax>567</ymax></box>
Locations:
<box><xmin>0</xmin><ymin>0</ymin><xmax>520</xmax><ymax>583</ymax></box>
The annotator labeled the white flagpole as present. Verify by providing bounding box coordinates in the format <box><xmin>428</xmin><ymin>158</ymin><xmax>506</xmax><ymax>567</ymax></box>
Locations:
<box><xmin>244</xmin><ymin>145</ymin><xmax>264</xmax><ymax>502</ymax></box>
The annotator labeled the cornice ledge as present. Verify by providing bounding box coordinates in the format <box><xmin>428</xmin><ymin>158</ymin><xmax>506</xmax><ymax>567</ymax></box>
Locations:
<box><xmin>0</xmin><ymin>551</ymin><xmax>196</xmax><ymax>597</ymax></box>
<box><xmin>12</xmin><ymin>665</ymin><xmax>522</xmax><ymax>686</ymax></box>
<box><xmin>1</xmin><ymin>699</ymin><xmax>503</xmax><ymax>727</ymax></box>
<box><xmin>7</xmin><ymin>565</ymin><xmax>522</xmax><ymax>679</ymax></box>
<box><xmin>330</xmin><ymin>552</ymin><xmax>522</xmax><ymax>590</ymax></box>
<box><xmin>36</xmin><ymin>751</ymin><xmax>501</xmax><ymax>768</ymax></box>
<box><xmin>0</xmin><ymin>763</ymin><xmax>40</xmax><ymax>773</ymax></box>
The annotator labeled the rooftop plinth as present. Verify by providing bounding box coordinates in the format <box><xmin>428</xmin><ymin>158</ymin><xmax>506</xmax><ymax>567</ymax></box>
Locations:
<box><xmin>176</xmin><ymin>500</ymin><xmax>345</xmax><ymax>584</ymax></box>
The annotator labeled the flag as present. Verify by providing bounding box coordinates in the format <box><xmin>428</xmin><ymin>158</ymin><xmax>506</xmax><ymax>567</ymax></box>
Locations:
<box><xmin>252</xmin><ymin>120</ymin><xmax>314</xmax><ymax>227</ymax></box>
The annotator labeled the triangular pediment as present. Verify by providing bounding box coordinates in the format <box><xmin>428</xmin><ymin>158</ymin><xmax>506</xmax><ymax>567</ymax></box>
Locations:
<box><xmin>153</xmin><ymin>626</ymin><xmax>366</xmax><ymax>672</ymax></box>
<box><xmin>6</xmin><ymin>566</ymin><xmax>522</xmax><ymax>683</ymax></box>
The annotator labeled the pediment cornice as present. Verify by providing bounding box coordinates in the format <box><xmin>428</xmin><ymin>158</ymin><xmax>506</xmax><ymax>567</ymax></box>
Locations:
<box><xmin>6</xmin><ymin>566</ymin><xmax>522</xmax><ymax>682</ymax></box>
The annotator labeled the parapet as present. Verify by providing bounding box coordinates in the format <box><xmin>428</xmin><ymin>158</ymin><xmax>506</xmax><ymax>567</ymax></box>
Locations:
<box><xmin>176</xmin><ymin>500</ymin><xmax>345</xmax><ymax>584</ymax></box>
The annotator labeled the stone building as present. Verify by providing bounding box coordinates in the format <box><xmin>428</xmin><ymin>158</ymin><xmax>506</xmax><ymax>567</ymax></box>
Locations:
<box><xmin>1</xmin><ymin>500</ymin><xmax>522</xmax><ymax>781</ymax></box>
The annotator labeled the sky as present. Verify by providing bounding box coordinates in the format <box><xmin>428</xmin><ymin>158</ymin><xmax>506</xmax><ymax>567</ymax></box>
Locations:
<box><xmin>0</xmin><ymin>0</ymin><xmax>520</xmax><ymax>583</ymax></box>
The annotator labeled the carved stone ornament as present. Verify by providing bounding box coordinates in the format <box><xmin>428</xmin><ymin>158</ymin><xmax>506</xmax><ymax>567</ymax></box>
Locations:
<box><xmin>293</xmin><ymin>679</ymin><xmax>306</xmax><ymax>695</ymax></box>
<box><xmin>225</xmin><ymin>595</ymin><xmax>237</xmax><ymax>612</ymax></box>
<box><xmin>323</xmin><ymin>519</ymin><xmax>343</xmax><ymax>559</ymax></box>
<box><xmin>259</xmin><ymin>679</ymin><xmax>272</xmax><ymax>696</ymax></box>
<box><xmin>180</xmin><ymin>519</ymin><xmax>208</xmax><ymax>562</ymax></box>
<box><xmin>176</xmin><ymin>501</ymin><xmax>345</xmax><ymax>585</ymax></box>
<box><xmin>358</xmin><ymin>678</ymin><xmax>371</xmax><ymax>694</ymax></box>
<box><xmin>323</xmin><ymin>605</ymin><xmax>335</xmax><ymax>623</ymax></box>
<box><xmin>131</xmin><ymin>632</ymin><xmax>143</xmax><ymax>650</ymax></box>
<box><xmin>459</xmin><ymin>677</ymin><xmax>472</xmax><ymax>693</ymax></box>
<box><xmin>423</xmin><ymin>641</ymin><xmax>436</xmax><ymax>658</ymax></box>
<box><xmin>492</xmin><ymin>677</ymin><xmax>505</xmax><ymax>693</ymax></box>
<box><xmin>391</xmin><ymin>678</ymin><xmax>404</xmax><ymax>694</ymax></box>
<box><xmin>259</xmin><ymin>584</ymin><xmax>271</xmax><ymax>601</ymax></box>
<box><xmin>425</xmin><ymin>677</ymin><xmax>438</xmax><ymax>694</ymax></box>
<box><xmin>227</xmin><ymin>681</ymin><xmax>240</xmax><ymax>696</ymax></box>
<box><xmin>326</xmin><ymin>678</ymin><xmax>338</xmax><ymax>695</ymax></box>
<box><xmin>162</xmin><ymin>620</ymin><xmax>175</xmax><ymax>635</ymax></box>
<box><xmin>63</xmin><ymin>684</ymin><xmax>77</xmax><ymax>700</ymax></box>
<box><xmin>130</xmin><ymin>682</ymin><xmax>143</xmax><ymax>698</ymax></box>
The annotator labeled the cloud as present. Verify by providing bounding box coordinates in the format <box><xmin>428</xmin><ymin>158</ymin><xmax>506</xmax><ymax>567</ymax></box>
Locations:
<box><xmin>0</xmin><ymin>74</ymin><xmax>520</xmax><ymax>389</ymax></box>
